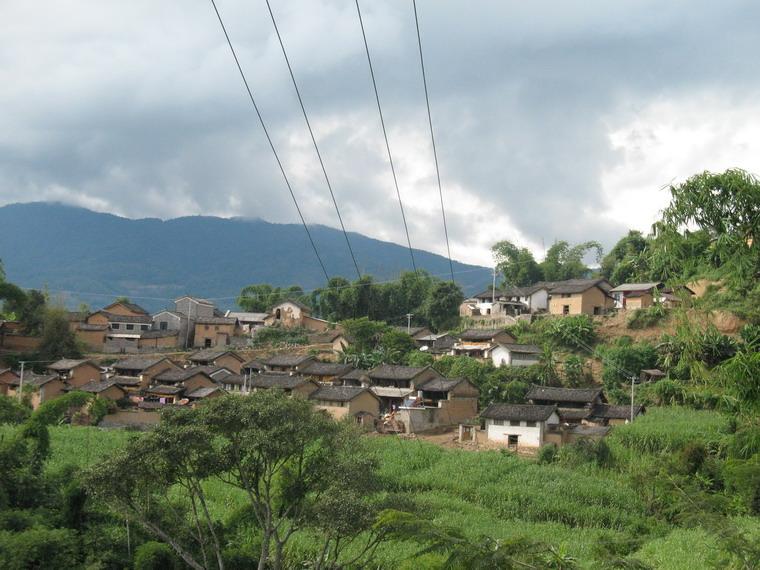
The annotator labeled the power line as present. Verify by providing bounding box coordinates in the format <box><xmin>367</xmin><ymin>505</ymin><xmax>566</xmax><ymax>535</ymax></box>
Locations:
<box><xmin>355</xmin><ymin>0</ymin><xmax>417</xmax><ymax>274</ymax></box>
<box><xmin>208</xmin><ymin>0</ymin><xmax>330</xmax><ymax>283</ymax></box>
<box><xmin>264</xmin><ymin>0</ymin><xmax>362</xmax><ymax>280</ymax></box>
<box><xmin>412</xmin><ymin>0</ymin><xmax>454</xmax><ymax>282</ymax></box>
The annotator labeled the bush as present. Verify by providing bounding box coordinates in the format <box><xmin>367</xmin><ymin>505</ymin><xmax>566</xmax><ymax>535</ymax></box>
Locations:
<box><xmin>251</xmin><ymin>326</ymin><xmax>309</xmax><ymax>347</ymax></box>
<box><xmin>537</xmin><ymin>443</ymin><xmax>558</xmax><ymax>465</ymax></box>
<box><xmin>0</xmin><ymin>396</ymin><xmax>31</xmax><ymax>425</ymax></box>
<box><xmin>0</xmin><ymin>527</ymin><xmax>78</xmax><ymax>569</ymax></box>
<box><xmin>547</xmin><ymin>315</ymin><xmax>596</xmax><ymax>351</ymax></box>
<box><xmin>558</xmin><ymin>438</ymin><xmax>613</xmax><ymax>469</ymax></box>
<box><xmin>134</xmin><ymin>541</ymin><xmax>182</xmax><ymax>570</ymax></box>
<box><xmin>595</xmin><ymin>337</ymin><xmax>658</xmax><ymax>390</ymax></box>
<box><xmin>627</xmin><ymin>305</ymin><xmax>668</xmax><ymax>329</ymax></box>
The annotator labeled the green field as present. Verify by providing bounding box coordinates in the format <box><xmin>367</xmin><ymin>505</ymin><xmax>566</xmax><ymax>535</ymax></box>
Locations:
<box><xmin>4</xmin><ymin>405</ymin><xmax>755</xmax><ymax>569</ymax></box>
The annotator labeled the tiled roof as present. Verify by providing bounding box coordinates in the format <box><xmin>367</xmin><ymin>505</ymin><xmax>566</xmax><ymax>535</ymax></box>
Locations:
<box><xmin>459</xmin><ymin>329</ymin><xmax>514</xmax><ymax>342</ymax></box>
<box><xmin>75</xmin><ymin>379</ymin><xmax>125</xmax><ymax>394</ymax></box>
<box><xmin>108</xmin><ymin>375</ymin><xmax>142</xmax><ymax>387</ymax></box>
<box><xmin>186</xmin><ymin>386</ymin><xmax>222</xmax><ymax>398</ymax></box>
<box><xmin>310</xmin><ymin>385</ymin><xmax>373</xmax><ymax>403</ymax></box>
<box><xmin>557</xmin><ymin>408</ymin><xmax>591</xmax><ymax>421</ymax></box>
<box><xmin>112</xmin><ymin>357</ymin><xmax>170</xmax><ymax>372</ymax></box>
<box><xmin>264</xmin><ymin>354</ymin><xmax>315</xmax><ymax>367</ymax></box>
<box><xmin>241</xmin><ymin>359</ymin><xmax>266</xmax><ymax>371</ymax></box>
<box><xmin>526</xmin><ymin>384</ymin><xmax>604</xmax><ymax>404</ymax></box>
<box><xmin>145</xmin><ymin>384</ymin><xmax>184</xmax><ymax>395</ymax></box>
<box><xmin>48</xmin><ymin>359</ymin><xmax>92</xmax><ymax>371</ymax></box>
<box><xmin>24</xmin><ymin>374</ymin><xmax>60</xmax><ymax>387</ymax></box>
<box><xmin>299</xmin><ymin>361</ymin><xmax>354</xmax><ymax>377</ymax></box>
<box><xmin>368</xmin><ymin>364</ymin><xmax>431</xmax><ymax>381</ymax></box>
<box><xmin>544</xmin><ymin>279</ymin><xmax>612</xmax><ymax>295</ymax></box>
<box><xmin>195</xmin><ymin>316</ymin><xmax>237</xmax><ymax>325</ymax></box>
<box><xmin>189</xmin><ymin>349</ymin><xmax>244</xmax><ymax>363</ymax></box>
<box><xmin>97</xmin><ymin>311</ymin><xmax>153</xmax><ymax>324</ymax></box>
<box><xmin>104</xmin><ymin>301</ymin><xmax>149</xmax><ymax>315</ymax></box>
<box><xmin>416</xmin><ymin>377</ymin><xmax>467</xmax><ymax>392</ymax></box>
<box><xmin>481</xmin><ymin>403</ymin><xmax>557</xmax><ymax>422</ymax></box>
<box><xmin>498</xmin><ymin>343</ymin><xmax>542</xmax><ymax>354</ymax></box>
<box><xmin>154</xmin><ymin>368</ymin><xmax>212</xmax><ymax>383</ymax></box>
<box><xmin>249</xmin><ymin>374</ymin><xmax>313</xmax><ymax>390</ymax></box>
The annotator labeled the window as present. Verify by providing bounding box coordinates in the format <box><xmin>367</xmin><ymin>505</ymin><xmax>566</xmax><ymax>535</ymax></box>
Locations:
<box><xmin>562</xmin><ymin>305</ymin><xmax>570</xmax><ymax>315</ymax></box>
<box><xmin>561</xmin><ymin>293</ymin><xmax>571</xmax><ymax>298</ymax></box>
<box><xmin>508</xmin><ymin>435</ymin><xmax>519</xmax><ymax>447</ymax></box>
<box><xmin>126</xmin><ymin>324</ymin><xmax>134</xmax><ymax>331</ymax></box>
<box><xmin>509</xmin><ymin>420</ymin><xmax>520</xmax><ymax>426</ymax></box>
<box><xmin>593</xmin><ymin>306</ymin><xmax>601</xmax><ymax>315</ymax></box>
<box><xmin>275</xmin><ymin>308</ymin><xmax>281</xmax><ymax>320</ymax></box>
<box><xmin>204</xmin><ymin>339</ymin><xmax>212</xmax><ymax>348</ymax></box>
<box><xmin>111</xmin><ymin>323</ymin><xmax>120</xmax><ymax>330</ymax></box>
<box><xmin>491</xmin><ymin>419</ymin><xmax>504</xmax><ymax>426</ymax></box>
<box><xmin>160</xmin><ymin>321</ymin><xmax>168</xmax><ymax>330</ymax></box>
<box><xmin>204</xmin><ymin>325</ymin><xmax>210</xmax><ymax>330</ymax></box>
<box><xmin>141</xmin><ymin>324</ymin><xmax>149</xmax><ymax>330</ymax></box>
<box><xmin>525</xmin><ymin>421</ymin><xmax>537</xmax><ymax>427</ymax></box>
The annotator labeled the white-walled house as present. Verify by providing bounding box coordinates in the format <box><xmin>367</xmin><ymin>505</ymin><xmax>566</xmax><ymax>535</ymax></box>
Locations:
<box><xmin>490</xmin><ymin>343</ymin><xmax>542</xmax><ymax>367</ymax></box>
<box><xmin>480</xmin><ymin>403</ymin><xmax>559</xmax><ymax>448</ymax></box>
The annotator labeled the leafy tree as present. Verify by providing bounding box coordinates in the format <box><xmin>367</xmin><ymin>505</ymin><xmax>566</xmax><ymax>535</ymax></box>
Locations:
<box><xmin>491</xmin><ymin>240</ymin><xmax>542</xmax><ymax>286</ymax></box>
<box><xmin>134</xmin><ymin>541</ymin><xmax>182</xmax><ymax>570</ymax></box>
<box><xmin>340</xmin><ymin>318</ymin><xmax>388</xmax><ymax>353</ymax></box>
<box><xmin>422</xmin><ymin>281</ymin><xmax>463</xmax><ymax>332</ymax></box>
<box><xmin>600</xmin><ymin>230</ymin><xmax>648</xmax><ymax>284</ymax></box>
<box><xmin>0</xmin><ymin>396</ymin><xmax>31</xmax><ymax>425</ymax></box>
<box><xmin>37</xmin><ymin>308</ymin><xmax>82</xmax><ymax>361</ymax></box>
<box><xmin>595</xmin><ymin>337</ymin><xmax>657</xmax><ymax>393</ymax></box>
<box><xmin>547</xmin><ymin>315</ymin><xmax>596</xmax><ymax>351</ymax></box>
<box><xmin>238</xmin><ymin>284</ymin><xmax>309</xmax><ymax>313</ymax></box>
<box><xmin>377</xmin><ymin>329</ymin><xmax>417</xmax><ymax>364</ymax></box>
<box><xmin>540</xmin><ymin>240</ymin><xmax>603</xmax><ymax>282</ymax></box>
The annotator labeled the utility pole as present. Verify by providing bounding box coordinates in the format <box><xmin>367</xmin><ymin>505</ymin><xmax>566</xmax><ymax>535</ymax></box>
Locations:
<box><xmin>405</xmin><ymin>313</ymin><xmax>414</xmax><ymax>334</ymax></box>
<box><xmin>17</xmin><ymin>361</ymin><xmax>25</xmax><ymax>402</ymax></box>
<box><xmin>630</xmin><ymin>376</ymin><xmax>636</xmax><ymax>423</ymax></box>
<box><xmin>492</xmin><ymin>266</ymin><xmax>497</xmax><ymax>304</ymax></box>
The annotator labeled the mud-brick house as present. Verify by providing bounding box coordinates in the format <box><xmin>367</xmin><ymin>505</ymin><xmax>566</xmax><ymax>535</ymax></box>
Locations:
<box><xmin>151</xmin><ymin>310</ymin><xmax>192</xmax><ymax>346</ymax></box>
<box><xmin>174</xmin><ymin>296</ymin><xmax>216</xmax><ymax>319</ymax></box>
<box><xmin>137</xmin><ymin>330</ymin><xmax>180</xmax><ymax>350</ymax></box>
<box><xmin>101</xmin><ymin>301</ymin><xmax>150</xmax><ymax>317</ymax></box>
<box><xmin>265</xmin><ymin>300</ymin><xmax>330</xmax><ymax>332</ymax></box>
<box><xmin>74</xmin><ymin>379</ymin><xmax>127</xmax><ymax>401</ymax></box>
<box><xmin>395</xmin><ymin>377</ymin><xmax>480</xmax><ymax>433</ymax></box>
<box><xmin>23</xmin><ymin>374</ymin><xmax>67</xmax><ymax>409</ymax></box>
<box><xmin>0</xmin><ymin>368</ymin><xmax>19</xmax><ymax>396</ymax></box>
<box><xmin>526</xmin><ymin>385</ymin><xmax>607</xmax><ymax>425</ymax></box>
<box><xmin>546</xmin><ymin>279</ymin><xmax>615</xmax><ymax>316</ymax></box>
<box><xmin>264</xmin><ymin>354</ymin><xmax>316</xmax><ymax>373</ymax></box>
<box><xmin>366</xmin><ymin>364</ymin><xmax>442</xmax><ymax>412</ymax></box>
<box><xmin>480</xmin><ymin>403</ymin><xmax>559</xmax><ymax>448</ymax></box>
<box><xmin>74</xmin><ymin>324</ymin><xmax>108</xmax><ymax>351</ymax></box>
<box><xmin>152</xmin><ymin>368</ymin><xmax>218</xmax><ymax>394</ymax></box>
<box><xmin>249</xmin><ymin>374</ymin><xmax>320</xmax><ymax>398</ymax></box>
<box><xmin>47</xmin><ymin>359</ymin><xmax>101</xmax><ymax>388</ymax></box>
<box><xmin>309</xmin><ymin>385</ymin><xmax>380</xmax><ymax>424</ymax></box>
<box><xmin>298</xmin><ymin>361</ymin><xmax>355</xmax><ymax>384</ymax></box>
<box><xmin>451</xmin><ymin>329</ymin><xmax>517</xmax><ymax>361</ymax></box>
<box><xmin>188</xmin><ymin>349</ymin><xmax>245</xmax><ymax>374</ymax></box>
<box><xmin>110</xmin><ymin>357</ymin><xmax>180</xmax><ymax>391</ymax></box>
<box><xmin>307</xmin><ymin>330</ymin><xmax>350</xmax><ymax>352</ymax></box>
<box><xmin>193</xmin><ymin>316</ymin><xmax>239</xmax><ymax>348</ymax></box>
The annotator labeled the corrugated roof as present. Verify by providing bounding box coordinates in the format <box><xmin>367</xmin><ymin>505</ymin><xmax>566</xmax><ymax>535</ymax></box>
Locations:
<box><xmin>481</xmin><ymin>403</ymin><xmax>557</xmax><ymax>422</ymax></box>
<box><xmin>609</xmin><ymin>282</ymin><xmax>662</xmax><ymax>293</ymax></box>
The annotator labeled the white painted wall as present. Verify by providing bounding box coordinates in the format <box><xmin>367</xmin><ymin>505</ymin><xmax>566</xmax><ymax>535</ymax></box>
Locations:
<box><xmin>526</xmin><ymin>289</ymin><xmax>549</xmax><ymax>311</ymax></box>
<box><xmin>485</xmin><ymin>412</ymin><xmax>559</xmax><ymax>447</ymax></box>
<box><xmin>490</xmin><ymin>345</ymin><xmax>540</xmax><ymax>367</ymax></box>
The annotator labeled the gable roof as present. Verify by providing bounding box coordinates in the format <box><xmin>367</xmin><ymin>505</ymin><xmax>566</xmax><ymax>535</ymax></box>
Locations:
<box><xmin>174</xmin><ymin>295</ymin><xmax>215</xmax><ymax>306</ymax></box>
<box><xmin>249</xmin><ymin>373</ymin><xmax>316</xmax><ymax>390</ymax></box>
<box><xmin>94</xmin><ymin>311</ymin><xmax>153</xmax><ymax>324</ymax></box>
<box><xmin>186</xmin><ymin>386</ymin><xmax>223</xmax><ymax>399</ymax></box>
<box><xmin>481</xmin><ymin>403</ymin><xmax>557</xmax><ymax>422</ymax></box>
<box><xmin>544</xmin><ymin>278</ymin><xmax>612</xmax><ymax>295</ymax></box>
<box><xmin>195</xmin><ymin>316</ymin><xmax>237</xmax><ymax>325</ymax></box>
<box><xmin>416</xmin><ymin>377</ymin><xmax>470</xmax><ymax>392</ymax></box>
<box><xmin>591</xmin><ymin>403</ymin><xmax>644</xmax><ymax>420</ymax></box>
<box><xmin>145</xmin><ymin>384</ymin><xmax>184</xmax><ymax>395</ymax></box>
<box><xmin>154</xmin><ymin>368</ymin><xmax>213</xmax><ymax>383</ymax></box>
<box><xmin>241</xmin><ymin>359</ymin><xmax>266</xmax><ymax>371</ymax></box>
<box><xmin>225</xmin><ymin>311</ymin><xmax>269</xmax><ymax>322</ymax></box>
<box><xmin>48</xmin><ymin>359</ymin><xmax>95</xmax><ymax>371</ymax></box>
<box><xmin>75</xmin><ymin>379</ymin><xmax>126</xmax><ymax>395</ymax></box>
<box><xmin>609</xmin><ymin>282</ymin><xmax>662</xmax><ymax>293</ymax></box>
<box><xmin>458</xmin><ymin>329</ymin><xmax>514</xmax><ymax>342</ymax></box>
<box><xmin>24</xmin><ymin>374</ymin><xmax>61</xmax><ymax>387</ymax></box>
<box><xmin>215</xmin><ymin>372</ymin><xmax>245</xmax><ymax>386</ymax></box>
<box><xmin>497</xmin><ymin>343</ymin><xmax>542</xmax><ymax>354</ymax></box>
<box><xmin>189</xmin><ymin>349</ymin><xmax>244</xmax><ymax>363</ymax></box>
<box><xmin>112</xmin><ymin>357</ymin><xmax>172</xmax><ymax>372</ymax></box>
<box><xmin>309</xmin><ymin>385</ymin><xmax>378</xmax><ymax>403</ymax></box>
<box><xmin>368</xmin><ymin>364</ymin><xmax>433</xmax><ymax>381</ymax></box>
<box><xmin>339</xmin><ymin>368</ymin><xmax>368</xmax><ymax>381</ymax></box>
<box><xmin>264</xmin><ymin>354</ymin><xmax>315</xmax><ymax>368</ymax></box>
<box><xmin>103</xmin><ymin>301</ymin><xmax>149</xmax><ymax>315</ymax></box>
<box><xmin>526</xmin><ymin>384</ymin><xmax>604</xmax><ymax>404</ymax></box>
<box><xmin>299</xmin><ymin>361</ymin><xmax>354</xmax><ymax>377</ymax></box>
<box><xmin>270</xmin><ymin>298</ymin><xmax>311</xmax><ymax>312</ymax></box>
<box><xmin>308</xmin><ymin>330</ymin><xmax>346</xmax><ymax>344</ymax></box>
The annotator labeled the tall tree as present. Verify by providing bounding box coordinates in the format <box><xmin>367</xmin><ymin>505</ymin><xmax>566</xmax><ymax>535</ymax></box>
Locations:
<box><xmin>540</xmin><ymin>240</ymin><xmax>603</xmax><ymax>281</ymax></box>
<box><xmin>37</xmin><ymin>308</ymin><xmax>82</xmax><ymax>361</ymax></box>
<box><xmin>491</xmin><ymin>240</ymin><xmax>543</xmax><ymax>286</ymax></box>
<box><xmin>423</xmin><ymin>281</ymin><xmax>463</xmax><ymax>332</ymax></box>
<box><xmin>600</xmin><ymin>230</ymin><xmax>648</xmax><ymax>285</ymax></box>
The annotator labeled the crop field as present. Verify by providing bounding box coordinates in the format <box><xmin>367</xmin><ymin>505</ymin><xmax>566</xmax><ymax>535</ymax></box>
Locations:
<box><xmin>1</xmin><ymin>406</ymin><xmax>745</xmax><ymax>569</ymax></box>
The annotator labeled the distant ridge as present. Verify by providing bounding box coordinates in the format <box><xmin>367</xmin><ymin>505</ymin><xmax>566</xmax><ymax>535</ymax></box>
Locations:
<box><xmin>0</xmin><ymin>202</ymin><xmax>491</xmax><ymax>312</ymax></box>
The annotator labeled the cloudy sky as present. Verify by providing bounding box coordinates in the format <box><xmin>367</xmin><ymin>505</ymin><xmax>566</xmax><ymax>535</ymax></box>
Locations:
<box><xmin>2</xmin><ymin>0</ymin><xmax>760</xmax><ymax>267</ymax></box>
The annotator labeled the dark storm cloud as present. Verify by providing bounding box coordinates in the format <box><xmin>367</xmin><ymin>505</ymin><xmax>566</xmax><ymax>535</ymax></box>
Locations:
<box><xmin>2</xmin><ymin>0</ymin><xmax>760</xmax><ymax>265</ymax></box>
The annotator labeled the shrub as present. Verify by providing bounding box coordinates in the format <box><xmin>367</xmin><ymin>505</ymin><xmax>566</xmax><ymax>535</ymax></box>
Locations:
<box><xmin>739</xmin><ymin>323</ymin><xmax>760</xmax><ymax>351</ymax></box>
<box><xmin>562</xmin><ymin>355</ymin><xmax>590</xmax><ymax>387</ymax></box>
<box><xmin>0</xmin><ymin>395</ymin><xmax>31</xmax><ymax>425</ymax></box>
<box><xmin>558</xmin><ymin>438</ymin><xmax>613</xmax><ymax>469</ymax></box>
<box><xmin>251</xmin><ymin>326</ymin><xmax>309</xmax><ymax>347</ymax></box>
<box><xmin>627</xmin><ymin>305</ymin><xmax>668</xmax><ymax>329</ymax></box>
<box><xmin>595</xmin><ymin>337</ymin><xmax>658</xmax><ymax>390</ymax></box>
<box><xmin>133</xmin><ymin>541</ymin><xmax>182</xmax><ymax>570</ymax></box>
<box><xmin>537</xmin><ymin>443</ymin><xmax>559</xmax><ymax>465</ymax></box>
<box><xmin>0</xmin><ymin>527</ymin><xmax>78</xmax><ymax>569</ymax></box>
<box><xmin>547</xmin><ymin>315</ymin><xmax>596</xmax><ymax>351</ymax></box>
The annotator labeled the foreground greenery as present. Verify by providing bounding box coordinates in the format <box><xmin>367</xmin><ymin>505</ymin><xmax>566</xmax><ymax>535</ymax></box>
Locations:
<box><xmin>1</xmin><ymin>396</ymin><xmax>759</xmax><ymax>569</ymax></box>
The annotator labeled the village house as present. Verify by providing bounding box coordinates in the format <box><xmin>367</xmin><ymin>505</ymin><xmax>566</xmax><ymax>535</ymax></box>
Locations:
<box><xmin>415</xmin><ymin>332</ymin><xmax>456</xmax><ymax>355</ymax></box>
<box><xmin>137</xmin><ymin>329</ymin><xmax>180</xmax><ymax>350</ymax></box>
<box><xmin>249</xmin><ymin>373</ymin><xmax>320</xmax><ymax>397</ymax></box>
<box><xmin>609</xmin><ymin>282</ymin><xmax>694</xmax><ymax>310</ymax></box>
<box><xmin>225</xmin><ymin>311</ymin><xmax>268</xmax><ymax>333</ymax></box>
<box><xmin>451</xmin><ymin>329</ymin><xmax>517</xmax><ymax>361</ymax></box>
<box><xmin>264</xmin><ymin>354</ymin><xmax>316</xmax><ymax>373</ymax></box>
<box><xmin>588</xmin><ymin>404</ymin><xmax>645</xmax><ymax>425</ymax></box>
<box><xmin>102</xmin><ymin>301</ymin><xmax>150</xmax><ymax>316</ymax></box>
<box><xmin>545</xmin><ymin>278</ymin><xmax>615</xmax><ymax>316</ymax></box>
<box><xmin>152</xmin><ymin>368</ymin><xmax>218</xmax><ymax>394</ymax></box>
<box><xmin>307</xmin><ymin>330</ymin><xmax>350</xmax><ymax>352</ymax></box>
<box><xmin>309</xmin><ymin>385</ymin><xmax>380</xmax><ymax>425</ymax></box>
<box><xmin>73</xmin><ymin>323</ymin><xmax>109</xmax><ymax>351</ymax></box>
<box><xmin>185</xmin><ymin>386</ymin><xmax>225</xmax><ymax>402</ymax></box>
<box><xmin>393</xmin><ymin>326</ymin><xmax>433</xmax><ymax>340</ymax></box>
<box><xmin>0</xmin><ymin>368</ymin><xmax>19</xmax><ymax>396</ymax></box>
<box><xmin>241</xmin><ymin>359</ymin><xmax>266</xmax><ymax>375</ymax></box>
<box><xmin>22</xmin><ymin>374</ymin><xmax>67</xmax><ymax>409</ymax></box>
<box><xmin>74</xmin><ymin>379</ymin><xmax>127</xmax><ymax>401</ymax></box>
<box><xmin>336</xmin><ymin>368</ymin><xmax>368</xmax><ymax>387</ymax></box>
<box><xmin>109</xmin><ymin>357</ymin><xmax>180</xmax><ymax>391</ymax></box>
<box><xmin>298</xmin><ymin>361</ymin><xmax>355</xmax><ymax>384</ymax></box>
<box><xmin>188</xmin><ymin>349</ymin><xmax>245</xmax><ymax>373</ymax></box>
<box><xmin>85</xmin><ymin>311</ymin><xmax>153</xmax><ymax>352</ymax></box>
<box><xmin>490</xmin><ymin>343</ymin><xmax>542</xmax><ymax>367</ymax></box>
<box><xmin>47</xmin><ymin>359</ymin><xmax>101</xmax><ymax>388</ymax></box>
<box><xmin>175</xmin><ymin>296</ymin><xmax>216</xmax><ymax>319</ymax></box>
<box><xmin>193</xmin><ymin>316</ymin><xmax>239</xmax><ymax>348</ymax></box>
<box><xmin>366</xmin><ymin>364</ymin><xmax>442</xmax><ymax>411</ymax></box>
<box><xmin>209</xmin><ymin>368</ymin><xmax>247</xmax><ymax>393</ymax></box>
<box><xmin>265</xmin><ymin>300</ymin><xmax>330</xmax><ymax>332</ymax></box>
<box><xmin>152</xmin><ymin>310</ymin><xmax>192</xmax><ymax>347</ymax></box>
<box><xmin>480</xmin><ymin>403</ymin><xmax>560</xmax><ymax>448</ymax></box>
<box><xmin>461</xmin><ymin>284</ymin><xmax>550</xmax><ymax>319</ymax></box>
<box><xmin>526</xmin><ymin>385</ymin><xmax>608</xmax><ymax>424</ymax></box>
<box><xmin>394</xmin><ymin>377</ymin><xmax>480</xmax><ymax>433</ymax></box>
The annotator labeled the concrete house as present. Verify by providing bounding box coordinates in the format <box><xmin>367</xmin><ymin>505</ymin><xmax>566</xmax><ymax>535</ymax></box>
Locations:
<box><xmin>110</xmin><ymin>357</ymin><xmax>180</xmax><ymax>391</ymax></box>
<box><xmin>481</xmin><ymin>403</ymin><xmax>559</xmax><ymax>448</ymax></box>
<box><xmin>175</xmin><ymin>296</ymin><xmax>216</xmax><ymax>319</ymax></box>
<box><xmin>188</xmin><ymin>349</ymin><xmax>245</xmax><ymax>374</ymax></box>
<box><xmin>490</xmin><ymin>343</ymin><xmax>542</xmax><ymax>368</ymax></box>
<box><xmin>266</xmin><ymin>300</ymin><xmax>330</xmax><ymax>332</ymax></box>
<box><xmin>463</xmin><ymin>285</ymin><xmax>550</xmax><ymax>317</ymax></box>
<box><xmin>193</xmin><ymin>316</ymin><xmax>238</xmax><ymax>348</ymax></box>
<box><xmin>451</xmin><ymin>329</ymin><xmax>517</xmax><ymax>360</ymax></box>
<box><xmin>47</xmin><ymin>359</ymin><xmax>101</xmax><ymax>389</ymax></box>
<box><xmin>264</xmin><ymin>354</ymin><xmax>316</xmax><ymax>373</ymax></box>
<box><xmin>309</xmin><ymin>385</ymin><xmax>380</xmax><ymax>423</ymax></box>
<box><xmin>545</xmin><ymin>279</ymin><xmax>615</xmax><ymax>316</ymax></box>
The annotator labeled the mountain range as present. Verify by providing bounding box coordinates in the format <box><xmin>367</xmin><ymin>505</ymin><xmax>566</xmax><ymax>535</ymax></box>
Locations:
<box><xmin>0</xmin><ymin>202</ymin><xmax>491</xmax><ymax>312</ymax></box>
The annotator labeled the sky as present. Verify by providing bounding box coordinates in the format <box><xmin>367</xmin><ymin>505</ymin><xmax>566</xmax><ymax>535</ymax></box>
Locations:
<box><xmin>2</xmin><ymin>0</ymin><xmax>760</xmax><ymax>267</ymax></box>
